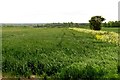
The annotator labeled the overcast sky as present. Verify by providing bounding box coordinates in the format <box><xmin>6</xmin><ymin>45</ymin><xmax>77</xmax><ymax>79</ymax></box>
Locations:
<box><xmin>0</xmin><ymin>0</ymin><xmax>119</xmax><ymax>23</ymax></box>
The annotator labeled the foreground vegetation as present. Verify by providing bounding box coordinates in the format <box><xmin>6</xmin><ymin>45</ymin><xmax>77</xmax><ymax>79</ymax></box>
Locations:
<box><xmin>2</xmin><ymin>27</ymin><xmax>119</xmax><ymax>79</ymax></box>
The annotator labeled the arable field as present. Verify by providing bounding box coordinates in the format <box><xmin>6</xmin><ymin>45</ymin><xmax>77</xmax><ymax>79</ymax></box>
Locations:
<box><xmin>2</xmin><ymin>27</ymin><xmax>119</xmax><ymax>79</ymax></box>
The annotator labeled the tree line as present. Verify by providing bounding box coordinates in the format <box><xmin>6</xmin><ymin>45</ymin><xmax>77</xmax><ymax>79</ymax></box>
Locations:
<box><xmin>102</xmin><ymin>21</ymin><xmax>120</xmax><ymax>27</ymax></box>
<box><xmin>2</xmin><ymin>23</ymin><xmax>89</xmax><ymax>28</ymax></box>
<box><xmin>33</xmin><ymin>22</ymin><xmax>87</xmax><ymax>28</ymax></box>
<box><xmin>2</xmin><ymin>17</ymin><xmax>120</xmax><ymax>29</ymax></box>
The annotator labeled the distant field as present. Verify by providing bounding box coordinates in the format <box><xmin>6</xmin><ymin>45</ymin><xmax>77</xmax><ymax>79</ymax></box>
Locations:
<box><xmin>2</xmin><ymin>27</ymin><xmax>118</xmax><ymax>79</ymax></box>
<box><xmin>102</xmin><ymin>27</ymin><xmax>119</xmax><ymax>33</ymax></box>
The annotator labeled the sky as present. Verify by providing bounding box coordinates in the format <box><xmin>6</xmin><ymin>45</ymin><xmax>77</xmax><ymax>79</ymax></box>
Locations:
<box><xmin>0</xmin><ymin>0</ymin><xmax>119</xmax><ymax>23</ymax></box>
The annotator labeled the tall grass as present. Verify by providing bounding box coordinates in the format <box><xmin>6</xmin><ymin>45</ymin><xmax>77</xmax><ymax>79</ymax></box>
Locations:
<box><xmin>2</xmin><ymin>27</ymin><xmax>118</xmax><ymax>79</ymax></box>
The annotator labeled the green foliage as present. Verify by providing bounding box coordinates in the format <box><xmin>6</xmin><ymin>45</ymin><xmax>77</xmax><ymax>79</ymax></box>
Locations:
<box><xmin>33</xmin><ymin>22</ymin><xmax>81</xmax><ymax>28</ymax></box>
<box><xmin>57</xmin><ymin>63</ymin><xmax>108</xmax><ymax>80</ymax></box>
<box><xmin>89</xmin><ymin>16</ymin><xmax>105</xmax><ymax>30</ymax></box>
<box><xmin>2</xmin><ymin>27</ymin><xmax>118</xmax><ymax>79</ymax></box>
<box><xmin>102</xmin><ymin>21</ymin><xmax>120</xmax><ymax>27</ymax></box>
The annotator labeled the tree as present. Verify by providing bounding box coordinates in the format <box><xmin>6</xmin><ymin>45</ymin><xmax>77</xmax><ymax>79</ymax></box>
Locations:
<box><xmin>89</xmin><ymin>16</ymin><xmax>105</xmax><ymax>30</ymax></box>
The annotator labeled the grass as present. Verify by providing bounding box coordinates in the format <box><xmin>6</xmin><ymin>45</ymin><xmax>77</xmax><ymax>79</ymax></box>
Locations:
<box><xmin>2</xmin><ymin>27</ymin><xmax>119</xmax><ymax>79</ymax></box>
<box><xmin>102</xmin><ymin>27</ymin><xmax>119</xmax><ymax>33</ymax></box>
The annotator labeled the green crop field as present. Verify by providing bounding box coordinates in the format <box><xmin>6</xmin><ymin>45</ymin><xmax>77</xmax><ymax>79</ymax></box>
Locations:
<box><xmin>2</xmin><ymin>27</ymin><xmax>119</xmax><ymax>79</ymax></box>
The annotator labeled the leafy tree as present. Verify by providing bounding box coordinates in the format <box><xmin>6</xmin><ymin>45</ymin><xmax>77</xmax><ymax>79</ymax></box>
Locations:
<box><xmin>89</xmin><ymin>16</ymin><xmax>105</xmax><ymax>30</ymax></box>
